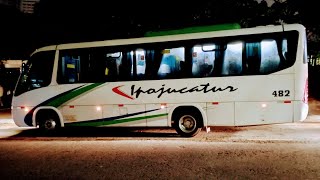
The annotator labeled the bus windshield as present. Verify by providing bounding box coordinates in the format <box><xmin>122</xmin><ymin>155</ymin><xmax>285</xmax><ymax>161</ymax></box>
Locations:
<box><xmin>14</xmin><ymin>51</ymin><xmax>55</xmax><ymax>96</ymax></box>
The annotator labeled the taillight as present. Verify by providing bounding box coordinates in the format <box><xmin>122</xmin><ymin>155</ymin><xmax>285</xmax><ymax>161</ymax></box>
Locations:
<box><xmin>303</xmin><ymin>78</ymin><xmax>308</xmax><ymax>104</ymax></box>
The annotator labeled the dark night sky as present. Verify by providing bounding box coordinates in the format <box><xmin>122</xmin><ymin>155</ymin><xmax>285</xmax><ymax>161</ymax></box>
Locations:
<box><xmin>1</xmin><ymin>0</ymin><xmax>320</xmax><ymax>99</ymax></box>
<box><xmin>0</xmin><ymin>0</ymin><xmax>319</xmax><ymax>60</ymax></box>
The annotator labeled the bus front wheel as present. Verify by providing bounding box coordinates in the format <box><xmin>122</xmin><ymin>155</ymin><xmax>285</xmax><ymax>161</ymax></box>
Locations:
<box><xmin>37</xmin><ymin>111</ymin><xmax>60</xmax><ymax>131</ymax></box>
<box><xmin>40</xmin><ymin>118</ymin><xmax>57</xmax><ymax>130</ymax></box>
<box><xmin>173</xmin><ymin>111</ymin><xmax>202</xmax><ymax>137</ymax></box>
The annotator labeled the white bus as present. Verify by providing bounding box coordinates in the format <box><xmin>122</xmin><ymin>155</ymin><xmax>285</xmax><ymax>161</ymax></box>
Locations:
<box><xmin>12</xmin><ymin>23</ymin><xmax>309</xmax><ymax>137</ymax></box>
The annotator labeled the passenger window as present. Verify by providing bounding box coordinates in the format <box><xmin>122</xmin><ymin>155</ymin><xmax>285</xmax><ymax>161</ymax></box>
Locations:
<box><xmin>222</xmin><ymin>41</ymin><xmax>243</xmax><ymax>75</ymax></box>
<box><xmin>245</xmin><ymin>42</ymin><xmax>261</xmax><ymax>74</ymax></box>
<box><xmin>129</xmin><ymin>49</ymin><xmax>146</xmax><ymax>80</ymax></box>
<box><xmin>60</xmin><ymin>55</ymin><xmax>81</xmax><ymax>83</ymax></box>
<box><xmin>260</xmin><ymin>39</ymin><xmax>280</xmax><ymax>73</ymax></box>
<box><xmin>157</xmin><ymin>47</ymin><xmax>185</xmax><ymax>79</ymax></box>
<box><xmin>58</xmin><ymin>49</ymin><xmax>94</xmax><ymax>84</ymax></box>
<box><xmin>192</xmin><ymin>44</ymin><xmax>215</xmax><ymax>77</ymax></box>
<box><xmin>136</xmin><ymin>49</ymin><xmax>146</xmax><ymax>77</ymax></box>
<box><xmin>282</xmin><ymin>39</ymin><xmax>288</xmax><ymax>60</ymax></box>
<box><xmin>105</xmin><ymin>52</ymin><xmax>122</xmax><ymax>81</ymax></box>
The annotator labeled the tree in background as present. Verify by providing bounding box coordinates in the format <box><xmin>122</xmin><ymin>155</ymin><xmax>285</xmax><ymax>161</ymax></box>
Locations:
<box><xmin>1</xmin><ymin>0</ymin><xmax>320</xmax><ymax>98</ymax></box>
<box><xmin>1</xmin><ymin>0</ymin><xmax>319</xmax><ymax>59</ymax></box>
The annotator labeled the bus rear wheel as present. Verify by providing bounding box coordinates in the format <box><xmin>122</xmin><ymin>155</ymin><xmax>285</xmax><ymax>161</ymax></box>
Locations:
<box><xmin>173</xmin><ymin>112</ymin><xmax>202</xmax><ymax>137</ymax></box>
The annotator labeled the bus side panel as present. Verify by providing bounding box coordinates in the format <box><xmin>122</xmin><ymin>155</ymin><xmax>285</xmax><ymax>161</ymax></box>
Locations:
<box><xmin>104</xmin><ymin>104</ymin><xmax>147</xmax><ymax>127</ymax></box>
<box><xmin>62</xmin><ymin>105</ymin><xmax>102</xmax><ymax>123</ymax></box>
<box><xmin>293</xmin><ymin>36</ymin><xmax>308</xmax><ymax>122</ymax></box>
<box><xmin>235</xmin><ymin>101</ymin><xmax>293</xmax><ymax>126</ymax></box>
<box><xmin>207</xmin><ymin>102</ymin><xmax>235</xmax><ymax>126</ymax></box>
<box><xmin>294</xmin><ymin>101</ymin><xmax>309</xmax><ymax>122</ymax></box>
<box><xmin>12</xmin><ymin>108</ymin><xmax>31</xmax><ymax>127</ymax></box>
<box><xmin>146</xmin><ymin>104</ymin><xmax>168</xmax><ymax>127</ymax></box>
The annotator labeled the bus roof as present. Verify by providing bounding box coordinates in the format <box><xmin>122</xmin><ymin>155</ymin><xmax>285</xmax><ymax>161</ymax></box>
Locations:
<box><xmin>144</xmin><ymin>23</ymin><xmax>241</xmax><ymax>37</ymax></box>
<box><xmin>32</xmin><ymin>23</ymin><xmax>305</xmax><ymax>53</ymax></box>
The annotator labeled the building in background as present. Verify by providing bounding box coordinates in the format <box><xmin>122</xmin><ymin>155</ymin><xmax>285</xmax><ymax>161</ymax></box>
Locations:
<box><xmin>19</xmin><ymin>0</ymin><xmax>40</xmax><ymax>14</ymax></box>
<box><xmin>0</xmin><ymin>0</ymin><xmax>40</xmax><ymax>14</ymax></box>
<box><xmin>0</xmin><ymin>0</ymin><xmax>20</xmax><ymax>9</ymax></box>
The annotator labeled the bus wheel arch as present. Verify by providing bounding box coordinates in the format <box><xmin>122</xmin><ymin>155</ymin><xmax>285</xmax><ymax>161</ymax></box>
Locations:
<box><xmin>171</xmin><ymin>106</ymin><xmax>204</xmax><ymax>137</ymax></box>
<box><xmin>33</xmin><ymin>107</ymin><xmax>64</xmax><ymax>130</ymax></box>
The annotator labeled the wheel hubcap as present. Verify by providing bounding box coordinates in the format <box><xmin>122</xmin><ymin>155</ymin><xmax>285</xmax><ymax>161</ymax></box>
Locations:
<box><xmin>44</xmin><ymin>119</ymin><xmax>56</xmax><ymax>130</ymax></box>
<box><xmin>179</xmin><ymin>115</ymin><xmax>196</xmax><ymax>133</ymax></box>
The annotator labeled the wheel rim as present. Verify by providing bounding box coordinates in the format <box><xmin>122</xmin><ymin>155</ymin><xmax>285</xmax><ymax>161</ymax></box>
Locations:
<box><xmin>44</xmin><ymin>119</ymin><xmax>56</xmax><ymax>130</ymax></box>
<box><xmin>178</xmin><ymin>115</ymin><xmax>197</xmax><ymax>133</ymax></box>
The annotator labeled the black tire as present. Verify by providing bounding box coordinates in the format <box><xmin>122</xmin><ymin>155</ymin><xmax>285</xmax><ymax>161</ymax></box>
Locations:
<box><xmin>39</xmin><ymin>114</ymin><xmax>60</xmax><ymax>131</ymax></box>
<box><xmin>173</xmin><ymin>112</ymin><xmax>202</xmax><ymax>137</ymax></box>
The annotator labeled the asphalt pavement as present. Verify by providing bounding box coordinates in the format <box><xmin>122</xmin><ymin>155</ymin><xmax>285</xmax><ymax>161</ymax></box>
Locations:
<box><xmin>0</xmin><ymin>108</ymin><xmax>12</xmax><ymax>129</ymax></box>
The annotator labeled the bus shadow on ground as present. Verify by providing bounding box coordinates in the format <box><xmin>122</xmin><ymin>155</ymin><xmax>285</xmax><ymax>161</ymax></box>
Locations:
<box><xmin>3</xmin><ymin>126</ymin><xmax>245</xmax><ymax>140</ymax></box>
<box><xmin>6</xmin><ymin>127</ymin><xmax>182</xmax><ymax>138</ymax></box>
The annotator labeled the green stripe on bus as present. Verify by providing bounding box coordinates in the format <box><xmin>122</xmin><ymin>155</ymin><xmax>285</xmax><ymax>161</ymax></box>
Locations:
<box><xmin>65</xmin><ymin>113</ymin><xmax>168</xmax><ymax>127</ymax></box>
<box><xmin>144</xmin><ymin>23</ymin><xmax>241</xmax><ymax>37</ymax></box>
<box><xmin>46</xmin><ymin>83</ymin><xmax>103</xmax><ymax>107</ymax></box>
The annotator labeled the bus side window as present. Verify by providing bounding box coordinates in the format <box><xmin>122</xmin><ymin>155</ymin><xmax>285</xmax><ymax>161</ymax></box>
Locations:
<box><xmin>60</xmin><ymin>55</ymin><xmax>80</xmax><ymax>83</ymax></box>
<box><xmin>157</xmin><ymin>47</ymin><xmax>185</xmax><ymax>79</ymax></box>
<box><xmin>105</xmin><ymin>52</ymin><xmax>121</xmax><ymax>82</ymax></box>
<box><xmin>127</xmin><ymin>49</ymin><xmax>147</xmax><ymax>80</ymax></box>
<box><xmin>86</xmin><ymin>51</ymin><xmax>104</xmax><ymax>83</ymax></box>
<box><xmin>144</xmin><ymin>50</ymin><xmax>155</xmax><ymax>80</ymax></box>
<box><xmin>192</xmin><ymin>45</ymin><xmax>215</xmax><ymax>77</ymax></box>
<box><xmin>260</xmin><ymin>39</ymin><xmax>280</xmax><ymax>74</ymax></box>
<box><xmin>281</xmin><ymin>39</ymin><xmax>288</xmax><ymax>60</ymax></box>
<box><xmin>136</xmin><ymin>49</ymin><xmax>146</xmax><ymax>79</ymax></box>
<box><xmin>118</xmin><ymin>52</ymin><xmax>132</xmax><ymax>81</ymax></box>
<box><xmin>246</xmin><ymin>42</ymin><xmax>261</xmax><ymax>74</ymax></box>
<box><xmin>104</xmin><ymin>57</ymin><xmax>118</xmax><ymax>81</ymax></box>
<box><xmin>221</xmin><ymin>41</ymin><xmax>243</xmax><ymax>75</ymax></box>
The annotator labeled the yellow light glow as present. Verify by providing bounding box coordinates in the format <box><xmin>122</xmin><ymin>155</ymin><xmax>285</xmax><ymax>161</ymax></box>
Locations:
<box><xmin>24</xmin><ymin>107</ymin><xmax>29</xmax><ymax>112</ymax></box>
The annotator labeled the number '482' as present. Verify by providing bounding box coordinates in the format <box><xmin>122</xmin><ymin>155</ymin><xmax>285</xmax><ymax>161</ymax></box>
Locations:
<box><xmin>272</xmin><ymin>90</ymin><xmax>290</xmax><ymax>97</ymax></box>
